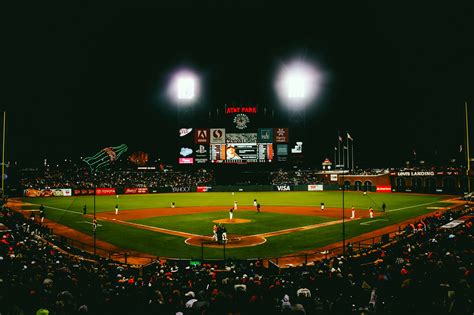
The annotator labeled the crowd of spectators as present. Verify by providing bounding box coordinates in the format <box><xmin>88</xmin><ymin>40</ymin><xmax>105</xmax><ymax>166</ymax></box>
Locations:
<box><xmin>270</xmin><ymin>170</ymin><xmax>326</xmax><ymax>186</ymax></box>
<box><xmin>1</xmin><ymin>204</ymin><xmax>472</xmax><ymax>314</ymax></box>
<box><xmin>19</xmin><ymin>166</ymin><xmax>214</xmax><ymax>190</ymax></box>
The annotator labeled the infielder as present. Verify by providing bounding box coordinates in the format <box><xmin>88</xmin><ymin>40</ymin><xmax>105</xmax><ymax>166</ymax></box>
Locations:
<box><xmin>350</xmin><ymin>205</ymin><xmax>355</xmax><ymax>219</ymax></box>
<box><xmin>321</xmin><ymin>202</ymin><xmax>325</xmax><ymax>212</ymax></box>
<box><xmin>369</xmin><ymin>206</ymin><xmax>374</xmax><ymax>218</ymax></box>
<box><xmin>229</xmin><ymin>208</ymin><xmax>234</xmax><ymax>221</ymax></box>
<box><xmin>115</xmin><ymin>204</ymin><xmax>119</xmax><ymax>215</ymax></box>
<box><xmin>253</xmin><ymin>199</ymin><xmax>257</xmax><ymax>207</ymax></box>
<box><xmin>234</xmin><ymin>201</ymin><xmax>238</xmax><ymax>210</ymax></box>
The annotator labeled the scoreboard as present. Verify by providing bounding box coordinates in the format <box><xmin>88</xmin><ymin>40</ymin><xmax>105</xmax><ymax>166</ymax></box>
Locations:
<box><xmin>209</xmin><ymin>143</ymin><xmax>273</xmax><ymax>163</ymax></box>
<box><xmin>177</xmin><ymin>105</ymin><xmax>295</xmax><ymax>165</ymax></box>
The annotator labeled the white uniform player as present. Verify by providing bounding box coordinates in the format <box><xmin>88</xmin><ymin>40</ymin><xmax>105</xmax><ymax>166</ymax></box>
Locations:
<box><xmin>234</xmin><ymin>201</ymin><xmax>238</xmax><ymax>210</ymax></box>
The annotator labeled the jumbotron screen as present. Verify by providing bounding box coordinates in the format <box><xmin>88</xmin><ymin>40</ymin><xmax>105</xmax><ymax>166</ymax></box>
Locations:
<box><xmin>179</xmin><ymin>128</ymin><xmax>289</xmax><ymax>164</ymax></box>
<box><xmin>210</xmin><ymin>143</ymin><xmax>273</xmax><ymax>163</ymax></box>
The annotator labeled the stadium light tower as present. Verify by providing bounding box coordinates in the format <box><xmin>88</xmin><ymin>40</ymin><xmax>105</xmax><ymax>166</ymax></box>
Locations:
<box><xmin>168</xmin><ymin>69</ymin><xmax>200</xmax><ymax>105</ymax></box>
<box><xmin>274</xmin><ymin>60</ymin><xmax>324</xmax><ymax>109</ymax></box>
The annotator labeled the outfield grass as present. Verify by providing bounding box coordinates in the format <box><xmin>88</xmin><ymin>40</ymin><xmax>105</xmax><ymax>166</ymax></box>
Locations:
<box><xmin>20</xmin><ymin>191</ymin><xmax>456</xmax><ymax>259</ymax></box>
<box><xmin>25</xmin><ymin>191</ymin><xmax>449</xmax><ymax>213</ymax></box>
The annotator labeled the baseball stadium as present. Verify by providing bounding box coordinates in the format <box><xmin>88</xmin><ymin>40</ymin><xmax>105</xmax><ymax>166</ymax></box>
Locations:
<box><xmin>2</xmin><ymin>3</ymin><xmax>474</xmax><ymax>314</ymax></box>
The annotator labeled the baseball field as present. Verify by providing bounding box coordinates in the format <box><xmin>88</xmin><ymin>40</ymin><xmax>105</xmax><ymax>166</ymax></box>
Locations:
<box><xmin>15</xmin><ymin>191</ymin><xmax>456</xmax><ymax>260</ymax></box>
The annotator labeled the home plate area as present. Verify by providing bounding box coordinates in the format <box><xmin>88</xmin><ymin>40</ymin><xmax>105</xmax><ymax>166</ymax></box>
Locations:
<box><xmin>185</xmin><ymin>235</ymin><xmax>267</xmax><ymax>248</ymax></box>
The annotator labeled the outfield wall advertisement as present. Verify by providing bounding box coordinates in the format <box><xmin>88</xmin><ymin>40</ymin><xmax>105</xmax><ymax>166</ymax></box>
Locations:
<box><xmin>24</xmin><ymin>188</ymin><xmax>72</xmax><ymax>197</ymax></box>
<box><xmin>124</xmin><ymin>188</ymin><xmax>149</xmax><ymax>194</ymax></box>
<box><xmin>308</xmin><ymin>184</ymin><xmax>323</xmax><ymax>191</ymax></box>
<box><xmin>73</xmin><ymin>189</ymin><xmax>95</xmax><ymax>196</ymax></box>
<box><xmin>376</xmin><ymin>185</ymin><xmax>392</xmax><ymax>192</ymax></box>
<box><xmin>96</xmin><ymin>188</ymin><xmax>116</xmax><ymax>195</ymax></box>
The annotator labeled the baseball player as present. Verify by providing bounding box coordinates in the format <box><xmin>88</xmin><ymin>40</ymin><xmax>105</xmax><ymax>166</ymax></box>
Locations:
<box><xmin>234</xmin><ymin>201</ymin><xmax>238</xmax><ymax>210</ymax></box>
<box><xmin>229</xmin><ymin>208</ymin><xmax>234</xmax><ymax>221</ymax></box>
<box><xmin>320</xmin><ymin>202</ymin><xmax>325</xmax><ymax>212</ymax></box>
<box><xmin>350</xmin><ymin>205</ymin><xmax>355</xmax><ymax>219</ymax></box>
<box><xmin>382</xmin><ymin>202</ymin><xmax>386</xmax><ymax>212</ymax></box>
<box><xmin>39</xmin><ymin>207</ymin><xmax>45</xmax><ymax>223</ymax></box>
<box><xmin>222</xmin><ymin>225</ymin><xmax>228</xmax><ymax>244</ymax></box>
<box><xmin>115</xmin><ymin>204</ymin><xmax>119</xmax><ymax>215</ymax></box>
<box><xmin>369</xmin><ymin>206</ymin><xmax>374</xmax><ymax>218</ymax></box>
<box><xmin>171</xmin><ymin>202</ymin><xmax>175</xmax><ymax>208</ymax></box>
<box><xmin>92</xmin><ymin>218</ymin><xmax>97</xmax><ymax>232</ymax></box>
<box><xmin>212</xmin><ymin>224</ymin><xmax>218</xmax><ymax>241</ymax></box>
<box><xmin>257</xmin><ymin>203</ymin><xmax>261</xmax><ymax>213</ymax></box>
<box><xmin>253</xmin><ymin>199</ymin><xmax>257</xmax><ymax>207</ymax></box>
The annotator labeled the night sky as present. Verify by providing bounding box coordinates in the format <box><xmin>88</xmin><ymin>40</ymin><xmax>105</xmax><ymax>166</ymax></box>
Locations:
<box><xmin>1</xmin><ymin>2</ymin><xmax>473</xmax><ymax>168</ymax></box>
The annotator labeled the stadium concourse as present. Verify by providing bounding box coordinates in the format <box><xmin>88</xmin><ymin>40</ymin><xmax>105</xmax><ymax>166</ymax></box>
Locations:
<box><xmin>1</xmin><ymin>203</ymin><xmax>473</xmax><ymax>314</ymax></box>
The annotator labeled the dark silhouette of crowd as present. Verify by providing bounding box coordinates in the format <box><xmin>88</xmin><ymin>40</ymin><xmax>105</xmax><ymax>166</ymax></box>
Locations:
<box><xmin>19</xmin><ymin>166</ymin><xmax>214</xmax><ymax>190</ymax></box>
<box><xmin>1</xmin><ymin>204</ymin><xmax>472</xmax><ymax>314</ymax></box>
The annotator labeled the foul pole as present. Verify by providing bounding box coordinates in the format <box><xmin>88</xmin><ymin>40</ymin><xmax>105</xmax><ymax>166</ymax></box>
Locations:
<box><xmin>2</xmin><ymin>111</ymin><xmax>5</xmax><ymax>198</ymax></box>
<box><xmin>466</xmin><ymin>102</ymin><xmax>471</xmax><ymax>193</ymax></box>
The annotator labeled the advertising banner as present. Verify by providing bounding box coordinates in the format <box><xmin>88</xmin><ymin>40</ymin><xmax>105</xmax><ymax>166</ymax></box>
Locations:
<box><xmin>96</xmin><ymin>188</ymin><xmax>116</xmax><ymax>195</ymax></box>
<box><xmin>308</xmin><ymin>184</ymin><xmax>323</xmax><ymax>191</ymax></box>
<box><xmin>273</xmin><ymin>185</ymin><xmax>292</xmax><ymax>191</ymax></box>
<box><xmin>210</xmin><ymin>128</ymin><xmax>226</xmax><ymax>144</ymax></box>
<box><xmin>197</xmin><ymin>186</ymin><xmax>212</xmax><ymax>192</ymax></box>
<box><xmin>195</xmin><ymin>145</ymin><xmax>208</xmax><ymax>164</ymax></box>
<box><xmin>376</xmin><ymin>185</ymin><xmax>392</xmax><ymax>192</ymax></box>
<box><xmin>73</xmin><ymin>189</ymin><xmax>95</xmax><ymax>196</ymax></box>
<box><xmin>330</xmin><ymin>174</ymin><xmax>338</xmax><ymax>181</ymax></box>
<box><xmin>258</xmin><ymin>128</ymin><xmax>273</xmax><ymax>143</ymax></box>
<box><xmin>124</xmin><ymin>187</ymin><xmax>149</xmax><ymax>194</ymax></box>
<box><xmin>194</xmin><ymin>128</ymin><xmax>210</xmax><ymax>144</ymax></box>
<box><xmin>226</xmin><ymin>133</ymin><xmax>257</xmax><ymax>143</ymax></box>
<box><xmin>24</xmin><ymin>188</ymin><xmax>72</xmax><ymax>197</ymax></box>
<box><xmin>172</xmin><ymin>186</ymin><xmax>191</xmax><ymax>193</ymax></box>
<box><xmin>179</xmin><ymin>157</ymin><xmax>194</xmax><ymax>164</ymax></box>
<box><xmin>274</xmin><ymin>128</ymin><xmax>289</xmax><ymax>143</ymax></box>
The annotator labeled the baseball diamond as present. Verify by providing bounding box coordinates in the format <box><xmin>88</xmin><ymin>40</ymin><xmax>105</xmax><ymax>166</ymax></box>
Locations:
<box><xmin>12</xmin><ymin>191</ymin><xmax>457</xmax><ymax>261</ymax></box>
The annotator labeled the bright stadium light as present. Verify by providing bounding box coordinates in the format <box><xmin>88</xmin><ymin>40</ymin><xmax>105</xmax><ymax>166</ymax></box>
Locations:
<box><xmin>274</xmin><ymin>59</ymin><xmax>324</xmax><ymax>108</ymax></box>
<box><xmin>177</xmin><ymin>76</ymin><xmax>195</xmax><ymax>99</ymax></box>
<box><xmin>167</xmin><ymin>69</ymin><xmax>200</xmax><ymax>104</ymax></box>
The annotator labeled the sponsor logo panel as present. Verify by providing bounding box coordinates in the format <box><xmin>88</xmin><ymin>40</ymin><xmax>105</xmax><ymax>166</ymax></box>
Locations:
<box><xmin>96</xmin><ymin>188</ymin><xmax>116</xmax><ymax>195</ymax></box>
<box><xmin>124</xmin><ymin>187</ymin><xmax>149</xmax><ymax>194</ymax></box>
<box><xmin>179</xmin><ymin>128</ymin><xmax>193</xmax><ymax>137</ymax></box>
<box><xmin>308</xmin><ymin>184</ymin><xmax>323</xmax><ymax>191</ymax></box>
<box><xmin>274</xmin><ymin>185</ymin><xmax>291</xmax><ymax>191</ymax></box>
<box><xmin>210</xmin><ymin>128</ymin><xmax>226</xmax><ymax>144</ymax></box>
<box><xmin>376</xmin><ymin>185</ymin><xmax>392</xmax><ymax>192</ymax></box>
<box><xmin>179</xmin><ymin>157</ymin><xmax>194</xmax><ymax>164</ymax></box>
<box><xmin>194</xmin><ymin>128</ymin><xmax>210</xmax><ymax>144</ymax></box>
<box><xmin>197</xmin><ymin>186</ymin><xmax>212</xmax><ymax>192</ymax></box>
<box><xmin>172</xmin><ymin>187</ymin><xmax>191</xmax><ymax>193</ymax></box>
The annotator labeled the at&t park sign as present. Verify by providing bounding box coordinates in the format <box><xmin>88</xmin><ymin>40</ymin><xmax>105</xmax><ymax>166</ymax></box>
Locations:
<box><xmin>225</xmin><ymin>106</ymin><xmax>257</xmax><ymax>114</ymax></box>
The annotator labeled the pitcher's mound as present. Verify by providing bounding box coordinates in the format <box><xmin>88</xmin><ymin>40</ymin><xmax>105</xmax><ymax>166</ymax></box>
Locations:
<box><xmin>185</xmin><ymin>235</ymin><xmax>266</xmax><ymax>248</ymax></box>
<box><xmin>213</xmin><ymin>218</ymin><xmax>251</xmax><ymax>224</ymax></box>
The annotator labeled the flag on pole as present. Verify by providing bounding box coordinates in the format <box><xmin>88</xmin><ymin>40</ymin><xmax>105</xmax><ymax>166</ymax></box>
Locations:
<box><xmin>460</xmin><ymin>144</ymin><xmax>463</xmax><ymax>152</ymax></box>
<box><xmin>343</xmin><ymin>146</ymin><xmax>348</xmax><ymax>149</ymax></box>
<box><xmin>84</xmin><ymin>144</ymin><xmax>128</xmax><ymax>171</ymax></box>
<box><xmin>338</xmin><ymin>135</ymin><xmax>343</xmax><ymax>142</ymax></box>
<box><xmin>347</xmin><ymin>133</ymin><xmax>353</xmax><ymax>141</ymax></box>
<box><xmin>334</xmin><ymin>146</ymin><xmax>337</xmax><ymax>151</ymax></box>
